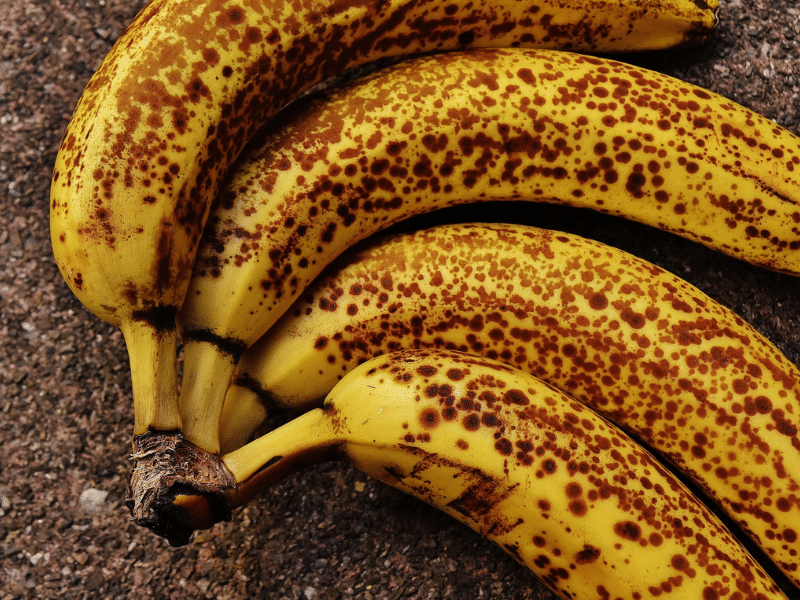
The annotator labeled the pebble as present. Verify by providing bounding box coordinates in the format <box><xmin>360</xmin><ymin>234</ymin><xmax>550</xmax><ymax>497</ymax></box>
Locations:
<box><xmin>78</xmin><ymin>488</ymin><xmax>109</xmax><ymax>516</ymax></box>
<box><xmin>0</xmin><ymin>488</ymin><xmax>11</xmax><ymax>514</ymax></box>
<box><xmin>84</xmin><ymin>569</ymin><xmax>105</xmax><ymax>591</ymax></box>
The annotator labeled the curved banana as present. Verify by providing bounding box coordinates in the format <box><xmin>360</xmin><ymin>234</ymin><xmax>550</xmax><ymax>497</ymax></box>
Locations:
<box><xmin>49</xmin><ymin>0</ymin><xmax>717</xmax><ymax>443</ymax></box>
<box><xmin>177</xmin><ymin>46</ymin><xmax>800</xmax><ymax>454</ymax></box>
<box><xmin>217</xmin><ymin>222</ymin><xmax>800</xmax><ymax>583</ymax></box>
<box><xmin>211</xmin><ymin>349</ymin><xmax>787</xmax><ymax>599</ymax></box>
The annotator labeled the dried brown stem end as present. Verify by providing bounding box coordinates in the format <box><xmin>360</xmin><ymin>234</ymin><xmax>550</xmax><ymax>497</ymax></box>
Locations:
<box><xmin>125</xmin><ymin>429</ymin><xmax>236</xmax><ymax>546</ymax></box>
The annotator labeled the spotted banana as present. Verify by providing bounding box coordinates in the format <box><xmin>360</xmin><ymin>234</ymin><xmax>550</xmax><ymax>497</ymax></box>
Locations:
<box><xmin>49</xmin><ymin>0</ymin><xmax>717</xmax><ymax>445</ymax></box>
<box><xmin>178</xmin><ymin>47</ymin><xmax>800</xmax><ymax>458</ymax></box>
<box><xmin>201</xmin><ymin>349</ymin><xmax>787</xmax><ymax>598</ymax></box>
<box><xmin>49</xmin><ymin>0</ymin><xmax>721</xmax><ymax>528</ymax></box>
<box><xmin>215</xmin><ymin>221</ymin><xmax>800</xmax><ymax>584</ymax></box>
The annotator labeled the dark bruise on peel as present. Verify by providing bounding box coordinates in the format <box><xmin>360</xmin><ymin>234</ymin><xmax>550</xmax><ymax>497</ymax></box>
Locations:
<box><xmin>446</xmin><ymin>473</ymin><xmax>519</xmax><ymax>522</ymax></box>
<box><xmin>690</xmin><ymin>0</ymin><xmax>712</xmax><ymax>9</ymax></box>
<box><xmin>131</xmin><ymin>305</ymin><xmax>178</xmax><ymax>331</ymax></box>
<box><xmin>256</xmin><ymin>454</ymin><xmax>283</xmax><ymax>473</ymax></box>
<box><xmin>397</xmin><ymin>444</ymin><xmax>526</xmax><ymax>538</ymax></box>
<box><xmin>183</xmin><ymin>328</ymin><xmax>248</xmax><ymax>360</ymax></box>
<box><xmin>232</xmin><ymin>374</ymin><xmax>284</xmax><ymax>414</ymax></box>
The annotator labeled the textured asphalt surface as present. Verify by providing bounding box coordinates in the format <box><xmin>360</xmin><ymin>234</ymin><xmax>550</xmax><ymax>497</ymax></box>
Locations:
<box><xmin>1</xmin><ymin>0</ymin><xmax>799</xmax><ymax>598</ymax></box>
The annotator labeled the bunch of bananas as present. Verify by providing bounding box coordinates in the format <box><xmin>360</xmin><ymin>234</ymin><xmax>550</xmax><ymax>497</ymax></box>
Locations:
<box><xmin>50</xmin><ymin>0</ymin><xmax>800</xmax><ymax>596</ymax></box>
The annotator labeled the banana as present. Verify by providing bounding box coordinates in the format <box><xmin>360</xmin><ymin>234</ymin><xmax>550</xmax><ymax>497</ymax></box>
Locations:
<box><xmin>178</xmin><ymin>46</ymin><xmax>800</xmax><ymax>456</ymax></box>
<box><xmin>209</xmin><ymin>349</ymin><xmax>788</xmax><ymax>598</ymax></box>
<box><xmin>216</xmin><ymin>221</ymin><xmax>800</xmax><ymax>584</ymax></box>
<box><xmin>50</xmin><ymin>0</ymin><xmax>718</xmax><ymax>526</ymax></box>
<box><xmin>49</xmin><ymin>0</ymin><xmax>717</xmax><ymax>445</ymax></box>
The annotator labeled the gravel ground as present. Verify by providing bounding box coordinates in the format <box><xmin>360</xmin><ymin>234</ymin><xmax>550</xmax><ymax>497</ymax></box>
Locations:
<box><xmin>1</xmin><ymin>0</ymin><xmax>799</xmax><ymax>598</ymax></box>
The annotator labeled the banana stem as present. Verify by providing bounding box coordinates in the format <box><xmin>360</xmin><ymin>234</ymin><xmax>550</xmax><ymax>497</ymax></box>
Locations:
<box><xmin>178</xmin><ymin>339</ymin><xmax>239</xmax><ymax>453</ymax></box>
<box><xmin>127</xmin><ymin>430</ymin><xmax>237</xmax><ymax>546</ymax></box>
<box><xmin>121</xmin><ymin>318</ymin><xmax>182</xmax><ymax>435</ymax></box>
<box><xmin>220</xmin><ymin>408</ymin><xmax>340</xmax><ymax>510</ymax></box>
<box><xmin>171</xmin><ymin>408</ymin><xmax>338</xmax><ymax>533</ymax></box>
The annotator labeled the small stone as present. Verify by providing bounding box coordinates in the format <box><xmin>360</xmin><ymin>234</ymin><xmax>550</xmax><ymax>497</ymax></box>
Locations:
<box><xmin>85</xmin><ymin>569</ymin><xmax>105</xmax><ymax>591</ymax></box>
<box><xmin>304</xmin><ymin>587</ymin><xmax>318</xmax><ymax>600</ymax></box>
<box><xmin>79</xmin><ymin>488</ymin><xmax>109</xmax><ymax>516</ymax></box>
<box><xmin>0</xmin><ymin>488</ymin><xmax>11</xmax><ymax>511</ymax></box>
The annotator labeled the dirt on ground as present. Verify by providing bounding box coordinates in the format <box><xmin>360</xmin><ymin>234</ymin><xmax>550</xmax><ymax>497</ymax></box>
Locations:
<box><xmin>1</xmin><ymin>0</ymin><xmax>799</xmax><ymax>598</ymax></box>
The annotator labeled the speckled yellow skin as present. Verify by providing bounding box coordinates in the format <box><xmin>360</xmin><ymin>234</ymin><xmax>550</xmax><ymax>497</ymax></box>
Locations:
<box><xmin>220</xmin><ymin>222</ymin><xmax>800</xmax><ymax>583</ymax></box>
<box><xmin>221</xmin><ymin>349</ymin><xmax>785</xmax><ymax>600</ymax></box>
<box><xmin>49</xmin><ymin>0</ymin><xmax>717</xmax><ymax>436</ymax></box>
<box><xmin>178</xmin><ymin>47</ymin><xmax>800</xmax><ymax>453</ymax></box>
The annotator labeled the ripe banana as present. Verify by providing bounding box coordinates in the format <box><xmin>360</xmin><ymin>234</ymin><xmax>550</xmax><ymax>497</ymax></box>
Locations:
<box><xmin>49</xmin><ymin>0</ymin><xmax>717</xmax><ymax>446</ymax></box>
<box><xmin>178</xmin><ymin>46</ymin><xmax>800</xmax><ymax>456</ymax></box>
<box><xmin>210</xmin><ymin>349</ymin><xmax>788</xmax><ymax>599</ymax></box>
<box><xmin>218</xmin><ymin>222</ymin><xmax>800</xmax><ymax>584</ymax></box>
